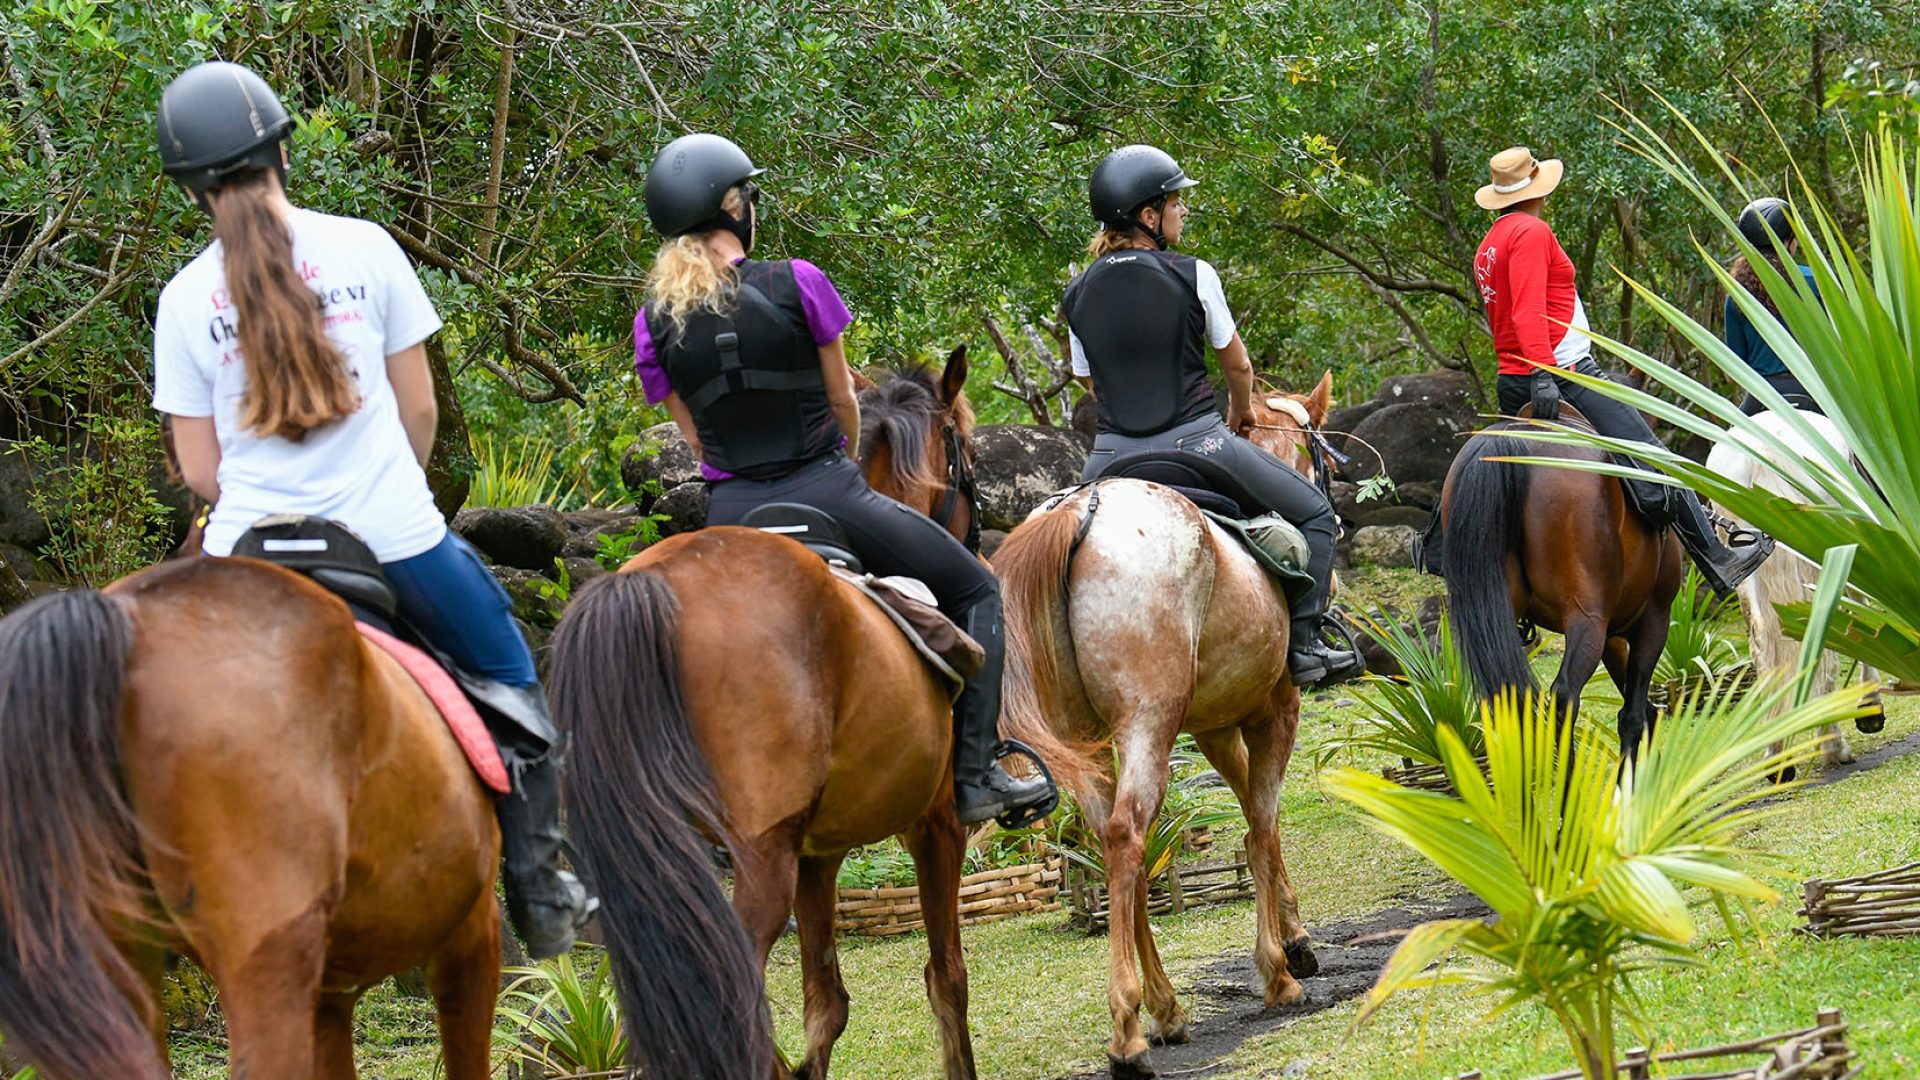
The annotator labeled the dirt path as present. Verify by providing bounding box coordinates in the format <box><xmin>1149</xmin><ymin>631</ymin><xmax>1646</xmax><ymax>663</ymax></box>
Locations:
<box><xmin>1057</xmin><ymin>719</ymin><xmax>1920</xmax><ymax>1080</ymax></box>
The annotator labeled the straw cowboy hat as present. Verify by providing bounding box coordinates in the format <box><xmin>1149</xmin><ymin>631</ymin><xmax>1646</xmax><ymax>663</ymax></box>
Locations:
<box><xmin>1475</xmin><ymin>147</ymin><xmax>1564</xmax><ymax>210</ymax></box>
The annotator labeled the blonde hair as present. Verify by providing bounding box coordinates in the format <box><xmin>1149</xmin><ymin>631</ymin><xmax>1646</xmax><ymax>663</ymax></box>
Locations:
<box><xmin>644</xmin><ymin>186</ymin><xmax>746</xmax><ymax>334</ymax></box>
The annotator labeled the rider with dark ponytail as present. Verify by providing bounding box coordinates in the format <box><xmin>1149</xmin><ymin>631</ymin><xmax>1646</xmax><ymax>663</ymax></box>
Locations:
<box><xmin>634</xmin><ymin>133</ymin><xmax>1056</xmax><ymax>827</ymax></box>
<box><xmin>150</xmin><ymin>62</ymin><xmax>595</xmax><ymax>957</ymax></box>
<box><xmin>1726</xmin><ymin>197</ymin><xmax>1821</xmax><ymax>415</ymax></box>
<box><xmin>1062</xmin><ymin>145</ymin><xmax>1363</xmax><ymax>688</ymax></box>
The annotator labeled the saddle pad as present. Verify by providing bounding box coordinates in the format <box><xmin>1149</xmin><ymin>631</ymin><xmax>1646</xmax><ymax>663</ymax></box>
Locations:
<box><xmin>1200</xmin><ymin>510</ymin><xmax>1315</xmax><ymax>601</ymax></box>
<box><xmin>827</xmin><ymin>567</ymin><xmax>982</xmax><ymax>698</ymax></box>
<box><xmin>356</xmin><ymin>622</ymin><xmax>511</xmax><ymax>795</ymax></box>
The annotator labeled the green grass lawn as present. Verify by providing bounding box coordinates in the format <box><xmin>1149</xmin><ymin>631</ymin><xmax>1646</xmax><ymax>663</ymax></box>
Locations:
<box><xmin>165</xmin><ymin>568</ymin><xmax>1920</xmax><ymax>1079</ymax></box>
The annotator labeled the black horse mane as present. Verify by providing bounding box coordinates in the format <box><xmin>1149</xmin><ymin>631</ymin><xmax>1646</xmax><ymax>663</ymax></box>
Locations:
<box><xmin>858</xmin><ymin>362</ymin><xmax>953</xmax><ymax>494</ymax></box>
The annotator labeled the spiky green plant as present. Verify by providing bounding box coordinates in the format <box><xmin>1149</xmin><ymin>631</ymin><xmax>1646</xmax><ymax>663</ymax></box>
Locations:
<box><xmin>1325</xmin><ymin>607</ymin><xmax>1483</xmax><ymax>768</ymax></box>
<box><xmin>466</xmin><ymin>433</ymin><xmax>583</xmax><ymax>510</ymax></box>
<box><xmin>494</xmin><ymin>951</ymin><xmax>627</xmax><ymax>1076</ymax></box>
<box><xmin>1325</xmin><ymin>677</ymin><xmax>1863</xmax><ymax>1080</ymax></box>
<box><xmin>1502</xmin><ymin>105</ymin><xmax>1920</xmax><ymax>684</ymax></box>
<box><xmin>1653</xmin><ymin>566</ymin><xmax>1749</xmax><ymax>688</ymax></box>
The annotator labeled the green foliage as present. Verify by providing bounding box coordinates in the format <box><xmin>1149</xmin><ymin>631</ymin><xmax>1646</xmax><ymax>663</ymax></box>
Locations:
<box><xmin>494</xmin><ymin>951</ymin><xmax>627</xmax><ymax>1076</ymax></box>
<box><xmin>1654</xmin><ymin>566</ymin><xmax>1749</xmax><ymax>688</ymax></box>
<box><xmin>1324</xmin><ymin>608</ymin><xmax>1482</xmax><ymax>769</ymax></box>
<box><xmin>838</xmin><ymin>843</ymin><xmax>920</xmax><ymax>891</ymax></box>
<box><xmin>465</xmin><ymin>433</ymin><xmax>581</xmax><ymax>511</ymax></box>
<box><xmin>1037</xmin><ymin>737</ymin><xmax>1241</xmax><ymax>882</ymax></box>
<box><xmin>1503</xmin><ymin>112</ymin><xmax>1920</xmax><ymax>685</ymax></box>
<box><xmin>595</xmin><ymin>518</ymin><xmax>662</xmax><ymax>571</ymax></box>
<box><xmin>15</xmin><ymin>412</ymin><xmax>171</xmax><ymax>586</ymax></box>
<box><xmin>1325</xmin><ymin>681</ymin><xmax>1867</xmax><ymax>1079</ymax></box>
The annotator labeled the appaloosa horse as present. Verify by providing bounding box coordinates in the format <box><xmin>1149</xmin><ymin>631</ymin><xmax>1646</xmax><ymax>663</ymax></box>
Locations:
<box><xmin>0</xmin><ymin>557</ymin><xmax>759</xmax><ymax>1080</ymax></box>
<box><xmin>989</xmin><ymin>375</ymin><xmax>1336</xmax><ymax>1079</ymax></box>
<box><xmin>551</xmin><ymin>527</ymin><xmax>980</xmax><ymax>1079</ymax></box>
<box><xmin>1439</xmin><ymin>413</ymin><xmax>1684</xmax><ymax>756</ymax></box>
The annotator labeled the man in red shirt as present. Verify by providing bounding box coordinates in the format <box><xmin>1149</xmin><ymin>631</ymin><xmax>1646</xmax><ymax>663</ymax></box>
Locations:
<box><xmin>1471</xmin><ymin>146</ymin><xmax>1771</xmax><ymax>595</ymax></box>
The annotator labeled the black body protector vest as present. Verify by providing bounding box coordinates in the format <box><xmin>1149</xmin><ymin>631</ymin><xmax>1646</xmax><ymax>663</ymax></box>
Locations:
<box><xmin>650</xmin><ymin>260</ymin><xmax>841</xmax><ymax>480</ymax></box>
<box><xmin>1060</xmin><ymin>250</ymin><xmax>1216</xmax><ymax>437</ymax></box>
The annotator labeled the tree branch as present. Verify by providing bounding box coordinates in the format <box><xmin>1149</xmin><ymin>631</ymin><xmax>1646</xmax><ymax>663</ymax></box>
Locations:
<box><xmin>1272</xmin><ymin>221</ymin><xmax>1472</xmax><ymax>304</ymax></box>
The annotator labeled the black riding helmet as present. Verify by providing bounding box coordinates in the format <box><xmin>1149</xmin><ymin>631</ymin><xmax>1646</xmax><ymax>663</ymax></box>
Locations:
<box><xmin>644</xmin><ymin>133</ymin><xmax>765</xmax><ymax>238</ymax></box>
<box><xmin>1089</xmin><ymin>145</ymin><xmax>1199</xmax><ymax>242</ymax></box>
<box><xmin>1738</xmin><ymin>197</ymin><xmax>1793</xmax><ymax>249</ymax></box>
<box><xmin>156</xmin><ymin>61</ymin><xmax>293</xmax><ymax>205</ymax></box>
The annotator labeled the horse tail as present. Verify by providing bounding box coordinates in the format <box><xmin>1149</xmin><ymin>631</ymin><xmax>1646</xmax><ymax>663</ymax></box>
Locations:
<box><xmin>992</xmin><ymin>503</ymin><xmax>1106</xmax><ymax>797</ymax></box>
<box><xmin>547</xmin><ymin>569</ymin><xmax>773</xmax><ymax>1079</ymax></box>
<box><xmin>1442</xmin><ymin>434</ymin><xmax>1538</xmax><ymax>701</ymax></box>
<box><xmin>0</xmin><ymin>590</ymin><xmax>166</xmax><ymax>1080</ymax></box>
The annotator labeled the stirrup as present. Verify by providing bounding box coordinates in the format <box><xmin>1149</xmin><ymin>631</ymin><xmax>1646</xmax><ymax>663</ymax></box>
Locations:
<box><xmin>990</xmin><ymin>739</ymin><xmax>1060</xmax><ymax>830</ymax></box>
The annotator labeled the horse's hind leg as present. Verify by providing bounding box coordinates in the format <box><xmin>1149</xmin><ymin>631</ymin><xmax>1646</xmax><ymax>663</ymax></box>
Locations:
<box><xmin>791</xmin><ymin>851</ymin><xmax>854</xmax><ymax>1080</ymax></box>
<box><xmin>1101</xmin><ymin>712</ymin><xmax>1180</xmax><ymax>1078</ymax></box>
<box><xmin>1237</xmin><ymin>690</ymin><xmax>1311</xmax><ymax>1008</ymax></box>
<box><xmin>1613</xmin><ymin>608</ymin><xmax>1669</xmax><ymax>767</ymax></box>
<box><xmin>427</xmin><ymin>891</ymin><xmax>501</xmax><ymax>1080</ymax></box>
<box><xmin>314</xmin><ymin>990</ymin><xmax>363</xmax><ymax>1079</ymax></box>
<box><xmin>1555</xmin><ymin>616</ymin><xmax>1608</xmax><ymax>742</ymax></box>
<box><xmin>205</xmin><ymin>896</ymin><xmax>331</xmax><ymax>1079</ymax></box>
<box><xmin>904</xmin><ymin>806</ymin><xmax>978</xmax><ymax>1080</ymax></box>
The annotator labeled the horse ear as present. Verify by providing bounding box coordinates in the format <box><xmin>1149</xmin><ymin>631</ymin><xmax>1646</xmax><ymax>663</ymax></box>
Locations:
<box><xmin>851</xmin><ymin>368</ymin><xmax>876</xmax><ymax>393</ymax></box>
<box><xmin>1309</xmin><ymin>371</ymin><xmax>1333</xmax><ymax>426</ymax></box>
<box><xmin>939</xmin><ymin>345</ymin><xmax>969</xmax><ymax>405</ymax></box>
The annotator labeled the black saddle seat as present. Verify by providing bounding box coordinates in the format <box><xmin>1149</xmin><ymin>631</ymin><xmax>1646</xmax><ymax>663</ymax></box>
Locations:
<box><xmin>1105</xmin><ymin>450</ymin><xmax>1261</xmax><ymax>520</ymax></box>
<box><xmin>231</xmin><ymin>514</ymin><xmax>399</xmax><ymax>624</ymax></box>
<box><xmin>739</xmin><ymin>502</ymin><xmax>865</xmax><ymax>572</ymax></box>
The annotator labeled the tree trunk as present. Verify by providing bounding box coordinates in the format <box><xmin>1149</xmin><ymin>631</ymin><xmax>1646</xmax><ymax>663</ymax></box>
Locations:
<box><xmin>425</xmin><ymin>337</ymin><xmax>473</xmax><ymax>519</ymax></box>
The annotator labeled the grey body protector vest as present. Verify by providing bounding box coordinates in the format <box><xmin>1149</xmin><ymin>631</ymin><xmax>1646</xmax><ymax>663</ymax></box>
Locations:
<box><xmin>1060</xmin><ymin>249</ymin><xmax>1216</xmax><ymax>436</ymax></box>
<box><xmin>649</xmin><ymin>259</ymin><xmax>840</xmax><ymax>480</ymax></box>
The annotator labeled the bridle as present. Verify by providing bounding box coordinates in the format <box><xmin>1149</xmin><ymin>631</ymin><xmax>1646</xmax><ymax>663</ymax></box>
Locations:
<box><xmin>1249</xmin><ymin>410</ymin><xmax>1347</xmax><ymax>504</ymax></box>
<box><xmin>932</xmin><ymin>418</ymin><xmax>983</xmax><ymax>554</ymax></box>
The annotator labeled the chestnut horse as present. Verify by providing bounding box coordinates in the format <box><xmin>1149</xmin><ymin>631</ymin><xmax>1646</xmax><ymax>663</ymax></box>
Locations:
<box><xmin>989</xmin><ymin>376</ymin><xmax>1335</xmax><ymax>1080</ymax></box>
<box><xmin>856</xmin><ymin>346</ymin><xmax>980</xmax><ymax>551</ymax></box>
<box><xmin>550</xmin><ymin>529</ymin><xmax>978</xmax><ymax>1079</ymax></box>
<box><xmin>1439</xmin><ymin>415</ymin><xmax>1684</xmax><ymax>754</ymax></box>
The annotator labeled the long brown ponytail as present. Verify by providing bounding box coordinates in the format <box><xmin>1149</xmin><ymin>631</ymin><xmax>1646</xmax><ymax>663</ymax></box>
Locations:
<box><xmin>213</xmin><ymin>170</ymin><xmax>358</xmax><ymax>441</ymax></box>
<box><xmin>1730</xmin><ymin>249</ymin><xmax>1789</xmax><ymax>322</ymax></box>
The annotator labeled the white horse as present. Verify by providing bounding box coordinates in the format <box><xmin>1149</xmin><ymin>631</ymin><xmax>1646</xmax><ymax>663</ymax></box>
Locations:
<box><xmin>1705</xmin><ymin>409</ymin><xmax>1886</xmax><ymax>774</ymax></box>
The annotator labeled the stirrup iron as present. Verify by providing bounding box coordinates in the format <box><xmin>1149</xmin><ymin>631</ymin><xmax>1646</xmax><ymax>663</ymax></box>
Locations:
<box><xmin>991</xmin><ymin>739</ymin><xmax>1059</xmax><ymax>830</ymax></box>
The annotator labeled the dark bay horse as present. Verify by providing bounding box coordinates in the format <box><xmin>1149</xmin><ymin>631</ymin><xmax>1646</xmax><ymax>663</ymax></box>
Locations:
<box><xmin>1439</xmin><ymin>415</ymin><xmax>1684</xmax><ymax>753</ymax></box>
<box><xmin>989</xmin><ymin>377</ymin><xmax>1335</xmax><ymax>1080</ymax></box>
<box><xmin>550</xmin><ymin>528</ymin><xmax>979</xmax><ymax>1079</ymax></box>
<box><xmin>0</xmin><ymin>558</ymin><xmax>526</xmax><ymax>1079</ymax></box>
<box><xmin>857</xmin><ymin>345</ymin><xmax>980</xmax><ymax>550</ymax></box>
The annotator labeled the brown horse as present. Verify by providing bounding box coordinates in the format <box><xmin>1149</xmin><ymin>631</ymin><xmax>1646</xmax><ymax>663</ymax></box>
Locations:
<box><xmin>0</xmin><ymin>557</ymin><xmax>522</xmax><ymax>1079</ymax></box>
<box><xmin>856</xmin><ymin>345</ymin><xmax>980</xmax><ymax>550</ymax></box>
<box><xmin>1438</xmin><ymin>415</ymin><xmax>1684</xmax><ymax>753</ymax></box>
<box><xmin>989</xmin><ymin>376</ymin><xmax>1335</xmax><ymax>1080</ymax></box>
<box><xmin>550</xmin><ymin>528</ymin><xmax>979</xmax><ymax>1079</ymax></box>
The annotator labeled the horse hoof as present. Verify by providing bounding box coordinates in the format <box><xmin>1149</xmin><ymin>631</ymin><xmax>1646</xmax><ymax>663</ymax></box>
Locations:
<box><xmin>1148</xmin><ymin>1021</ymin><xmax>1191</xmax><ymax>1047</ymax></box>
<box><xmin>1109</xmin><ymin>1051</ymin><xmax>1157</xmax><ymax>1079</ymax></box>
<box><xmin>1283</xmin><ymin>935</ymin><xmax>1320</xmax><ymax>979</ymax></box>
<box><xmin>1856</xmin><ymin>707</ymin><xmax>1886</xmax><ymax>734</ymax></box>
<box><xmin>1265</xmin><ymin>977</ymin><xmax>1307</xmax><ymax>1008</ymax></box>
<box><xmin>1771</xmin><ymin>765</ymin><xmax>1797</xmax><ymax>786</ymax></box>
<box><xmin>792</xmin><ymin>1061</ymin><xmax>819</xmax><ymax>1080</ymax></box>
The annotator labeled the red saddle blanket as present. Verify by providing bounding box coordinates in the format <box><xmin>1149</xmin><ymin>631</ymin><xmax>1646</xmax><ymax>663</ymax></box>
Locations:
<box><xmin>356</xmin><ymin>621</ymin><xmax>511</xmax><ymax>795</ymax></box>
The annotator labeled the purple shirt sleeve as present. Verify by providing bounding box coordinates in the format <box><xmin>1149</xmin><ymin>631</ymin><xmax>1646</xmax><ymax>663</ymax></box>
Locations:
<box><xmin>633</xmin><ymin>309</ymin><xmax>675</xmax><ymax>405</ymax></box>
<box><xmin>790</xmin><ymin>259</ymin><xmax>852</xmax><ymax>345</ymax></box>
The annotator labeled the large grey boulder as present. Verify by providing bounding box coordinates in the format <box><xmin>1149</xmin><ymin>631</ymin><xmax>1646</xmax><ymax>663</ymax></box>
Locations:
<box><xmin>452</xmin><ymin>505</ymin><xmax>567</xmax><ymax>571</ymax></box>
<box><xmin>653</xmin><ymin>481</ymin><xmax>709</xmax><ymax>538</ymax></box>
<box><xmin>1334</xmin><ymin>369</ymin><xmax>1482</xmax><ymax>488</ymax></box>
<box><xmin>0</xmin><ymin>450</ymin><xmax>48</xmax><ymax>549</ymax></box>
<box><xmin>620</xmin><ymin>422</ymin><xmax>703</xmax><ymax>507</ymax></box>
<box><xmin>971</xmin><ymin>424</ymin><xmax>1087</xmax><ymax>531</ymax></box>
<box><xmin>1354</xmin><ymin>594</ymin><xmax>1446</xmax><ymax>678</ymax></box>
<box><xmin>1349</xmin><ymin>524</ymin><xmax>1418</xmax><ymax>569</ymax></box>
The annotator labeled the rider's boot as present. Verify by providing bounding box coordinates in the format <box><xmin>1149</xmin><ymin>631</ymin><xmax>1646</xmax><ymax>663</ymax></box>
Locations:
<box><xmin>1286</xmin><ymin>530</ymin><xmax>1365</xmax><ymax>689</ymax></box>
<box><xmin>1670</xmin><ymin>489</ymin><xmax>1774</xmax><ymax>597</ymax></box>
<box><xmin>952</xmin><ymin>593</ymin><xmax>1057</xmax><ymax>827</ymax></box>
<box><xmin>497</xmin><ymin>748</ymin><xmax>598</xmax><ymax>958</ymax></box>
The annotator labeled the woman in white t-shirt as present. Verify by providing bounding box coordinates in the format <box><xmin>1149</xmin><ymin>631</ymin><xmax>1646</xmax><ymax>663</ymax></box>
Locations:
<box><xmin>150</xmin><ymin>61</ymin><xmax>592</xmax><ymax>957</ymax></box>
<box><xmin>1058</xmin><ymin>145</ymin><xmax>1360</xmax><ymax>687</ymax></box>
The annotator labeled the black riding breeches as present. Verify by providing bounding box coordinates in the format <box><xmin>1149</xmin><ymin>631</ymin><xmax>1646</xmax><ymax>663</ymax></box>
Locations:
<box><xmin>1738</xmin><ymin>370</ymin><xmax>1821</xmax><ymax>416</ymax></box>
<box><xmin>1082</xmin><ymin>414</ymin><xmax>1338</xmax><ymax>625</ymax></box>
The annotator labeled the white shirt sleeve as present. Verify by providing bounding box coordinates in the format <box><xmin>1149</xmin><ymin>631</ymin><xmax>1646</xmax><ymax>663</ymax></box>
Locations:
<box><xmin>1193</xmin><ymin>259</ymin><xmax>1237</xmax><ymax>349</ymax></box>
<box><xmin>1069</xmin><ymin>330</ymin><xmax>1091</xmax><ymax>377</ymax></box>
<box><xmin>371</xmin><ymin>226</ymin><xmax>444</xmax><ymax>355</ymax></box>
<box><xmin>150</xmin><ymin>281</ymin><xmax>214</xmax><ymax>417</ymax></box>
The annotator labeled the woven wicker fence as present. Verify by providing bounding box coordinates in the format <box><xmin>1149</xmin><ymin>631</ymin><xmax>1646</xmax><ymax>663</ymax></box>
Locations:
<box><xmin>1381</xmin><ymin>756</ymin><xmax>1490</xmax><ymax>796</ymax></box>
<box><xmin>1065</xmin><ymin>845</ymin><xmax>1255</xmax><ymax>934</ymax></box>
<box><xmin>835</xmin><ymin>857</ymin><xmax>1063</xmax><ymax>937</ymax></box>
<box><xmin>1456</xmin><ymin>1007</ymin><xmax>1857</xmax><ymax>1079</ymax></box>
<box><xmin>1802</xmin><ymin>860</ymin><xmax>1920</xmax><ymax>939</ymax></box>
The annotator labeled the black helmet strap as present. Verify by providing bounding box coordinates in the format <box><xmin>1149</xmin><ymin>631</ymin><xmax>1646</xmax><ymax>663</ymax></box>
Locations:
<box><xmin>689</xmin><ymin>183</ymin><xmax>757</xmax><ymax>251</ymax></box>
<box><xmin>1114</xmin><ymin>194</ymin><xmax>1171</xmax><ymax>250</ymax></box>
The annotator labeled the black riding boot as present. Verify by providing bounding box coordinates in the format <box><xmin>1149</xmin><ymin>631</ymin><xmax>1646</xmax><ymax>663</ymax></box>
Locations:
<box><xmin>497</xmin><ymin>749</ymin><xmax>596</xmax><ymax>958</ymax></box>
<box><xmin>952</xmin><ymin>594</ymin><xmax>1058</xmax><ymax>827</ymax></box>
<box><xmin>1285</xmin><ymin>529</ymin><xmax>1365</xmax><ymax>689</ymax></box>
<box><xmin>1670</xmin><ymin>489</ymin><xmax>1774</xmax><ymax>596</ymax></box>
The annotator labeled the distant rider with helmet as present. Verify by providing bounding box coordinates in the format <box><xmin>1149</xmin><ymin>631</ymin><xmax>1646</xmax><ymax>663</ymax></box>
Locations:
<box><xmin>1061</xmin><ymin>145</ymin><xmax>1364</xmax><ymax>688</ymax></box>
<box><xmin>1725</xmin><ymin>196</ymin><xmax>1822</xmax><ymax>415</ymax></box>
<box><xmin>632</xmin><ymin>133</ymin><xmax>1057</xmax><ymax>827</ymax></box>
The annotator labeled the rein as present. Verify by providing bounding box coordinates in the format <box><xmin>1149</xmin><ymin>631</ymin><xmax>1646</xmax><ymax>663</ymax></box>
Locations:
<box><xmin>1247</xmin><ymin>419</ymin><xmax>1349</xmax><ymax>504</ymax></box>
<box><xmin>932</xmin><ymin>420</ymin><xmax>983</xmax><ymax>554</ymax></box>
